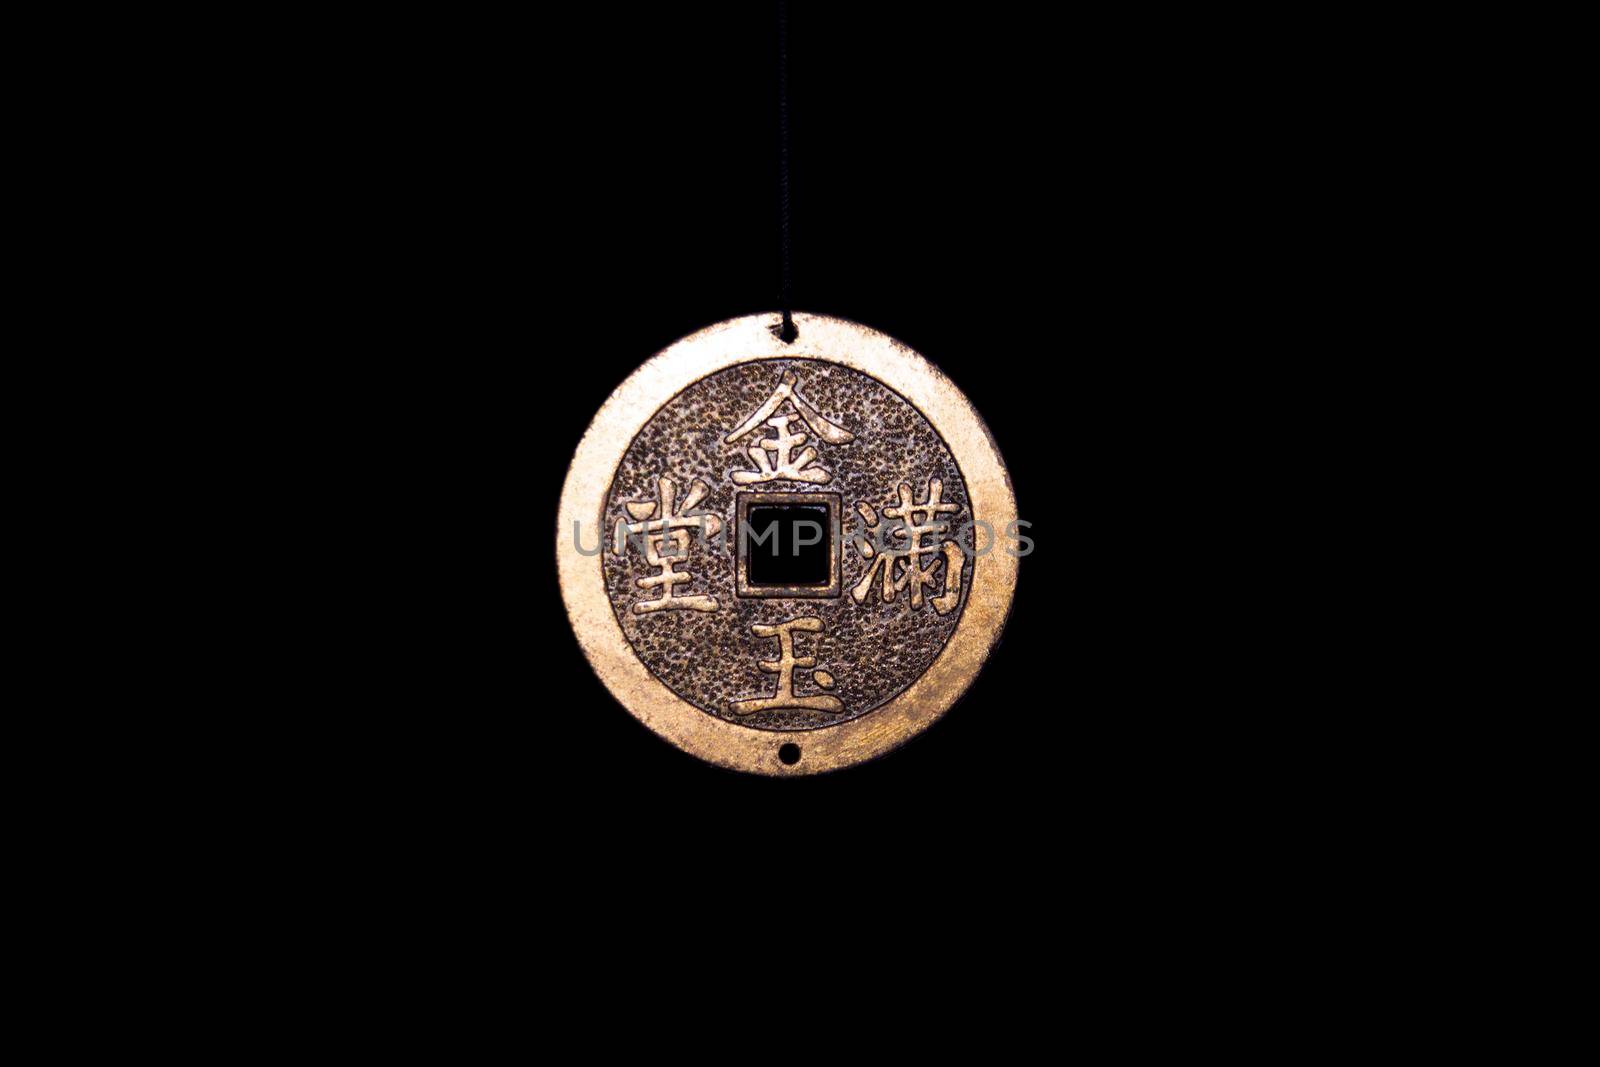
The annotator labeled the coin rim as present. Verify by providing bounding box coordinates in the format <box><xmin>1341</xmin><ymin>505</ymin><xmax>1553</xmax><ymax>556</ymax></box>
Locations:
<box><xmin>556</xmin><ymin>312</ymin><xmax>1018</xmax><ymax>776</ymax></box>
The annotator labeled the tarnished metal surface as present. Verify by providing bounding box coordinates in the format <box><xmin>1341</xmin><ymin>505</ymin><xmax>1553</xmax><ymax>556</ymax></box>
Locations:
<box><xmin>603</xmin><ymin>359</ymin><xmax>971</xmax><ymax>729</ymax></box>
<box><xmin>557</xmin><ymin>312</ymin><xmax>1017</xmax><ymax>776</ymax></box>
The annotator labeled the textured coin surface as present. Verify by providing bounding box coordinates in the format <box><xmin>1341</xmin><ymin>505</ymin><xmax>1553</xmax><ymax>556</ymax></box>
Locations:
<box><xmin>557</xmin><ymin>313</ymin><xmax>1017</xmax><ymax>775</ymax></box>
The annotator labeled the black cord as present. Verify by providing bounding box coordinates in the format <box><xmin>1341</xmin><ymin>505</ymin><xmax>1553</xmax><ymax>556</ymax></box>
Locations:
<box><xmin>776</xmin><ymin>0</ymin><xmax>797</xmax><ymax>342</ymax></box>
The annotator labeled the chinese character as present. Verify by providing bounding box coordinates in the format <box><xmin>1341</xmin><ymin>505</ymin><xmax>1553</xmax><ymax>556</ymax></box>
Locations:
<box><xmin>613</xmin><ymin>475</ymin><xmax>723</xmax><ymax>614</ymax></box>
<box><xmin>728</xmin><ymin>615</ymin><xmax>844</xmax><ymax>715</ymax></box>
<box><xmin>724</xmin><ymin>369</ymin><xmax>854</xmax><ymax>485</ymax></box>
<box><xmin>850</xmin><ymin>478</ymin><xmax>965</xmax><ymax>615</ymax></box>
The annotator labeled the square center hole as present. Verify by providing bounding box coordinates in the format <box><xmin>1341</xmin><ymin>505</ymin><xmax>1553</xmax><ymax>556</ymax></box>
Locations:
<box><xmin>744</xmin><ymin>505</ymin><xmax>832</xmax><ymax>587</ymax></box>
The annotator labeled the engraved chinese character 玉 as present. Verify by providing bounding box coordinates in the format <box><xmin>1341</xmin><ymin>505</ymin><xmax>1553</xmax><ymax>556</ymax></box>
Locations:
<box><xmin>851</xmin><ymin>477</ymin><xmax>965</xmax><ymax>615</ymax></box>
<box><xmin>728</xmin><ymin>615</ymin><xmax>843</xmax><ymax>715</ymax></box>
<box><xmin>723</xmin><ymin>369</ymin><xmax>854</xmax><ymax>485</ymax></box>
<box><xmin>613</xmin><ymin>475</ymin><xmax>723</xmax><ymax>614</ymax></box>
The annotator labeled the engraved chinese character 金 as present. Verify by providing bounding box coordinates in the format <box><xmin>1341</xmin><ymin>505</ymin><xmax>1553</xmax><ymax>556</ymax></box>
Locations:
<box><xmin>724</xmin><ymin>368</ymin><xmax>855</xmax><ymax>485</ymax></box>
<box><xmin>558</xmin><ymin>313</ymin><xmax>1017</xmax><ymax>776</ymax></box>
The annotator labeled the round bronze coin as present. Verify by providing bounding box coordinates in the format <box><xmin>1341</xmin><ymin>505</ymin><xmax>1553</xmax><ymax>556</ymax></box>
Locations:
<box><xmin>557</xmin><ymin>312</ymin><xmax>1017</xmax><ymax>775</ymax></box>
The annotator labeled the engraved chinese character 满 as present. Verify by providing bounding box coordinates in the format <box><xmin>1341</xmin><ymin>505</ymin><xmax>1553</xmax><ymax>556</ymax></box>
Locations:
<box><xmin>851</xmin><ymin>477</ymin><xmax>965</xmax><ymax>615</ymax></box>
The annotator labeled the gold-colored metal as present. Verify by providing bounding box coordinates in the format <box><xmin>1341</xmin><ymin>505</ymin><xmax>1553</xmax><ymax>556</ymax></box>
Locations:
<box><xmin>557</xmin><ymin>312</ymin><xmax>1018</xmax><ymax>775</ymax></box>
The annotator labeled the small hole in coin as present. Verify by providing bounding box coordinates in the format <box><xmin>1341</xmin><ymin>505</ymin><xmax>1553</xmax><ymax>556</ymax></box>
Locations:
<box><xmin>779</xmin><ymin>743</ymin><xmax>801</xmax><ymax>765</ymax></box>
